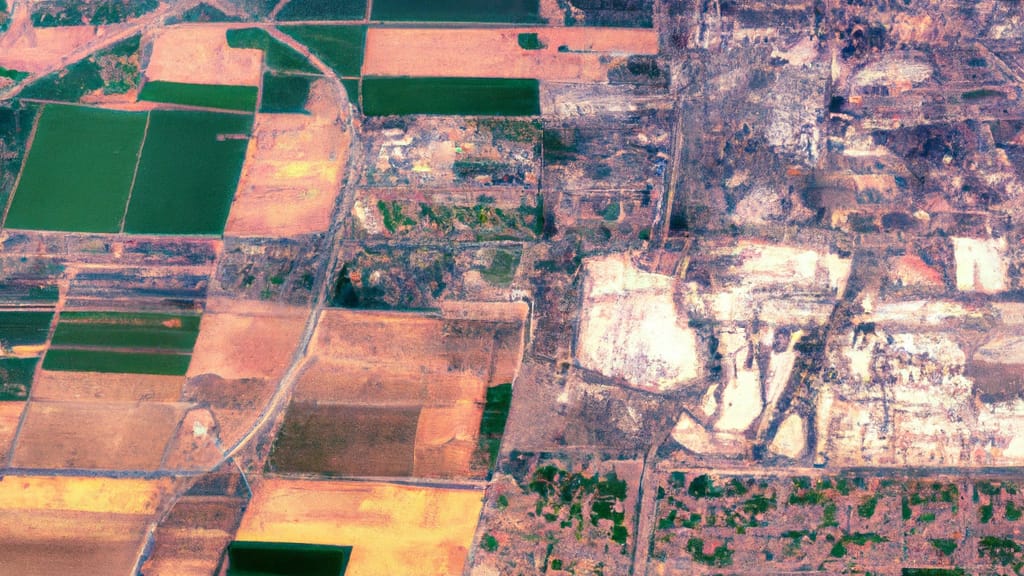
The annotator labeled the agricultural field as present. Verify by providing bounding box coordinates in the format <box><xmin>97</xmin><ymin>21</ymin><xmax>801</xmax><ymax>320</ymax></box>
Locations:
<box><xmin>370</xmin><ymin>0</ymin><xmax>541</xmax><ymax>23</ymax></box>
<box><xmin>124</xmin><ymin>110</ymin><xmax>252</xmax><ymax>235</ymax></box>
<box><xmin>138</xmin><ymin>81</ymin><xmax>258</xmax><ymax>112</ymax></box>
<box><xmin>0</xmin><ymin>357</ymin><xmax>37</xmax><ymax>400</ymax></box>
<box><xmin>31</xmin><ymin>0</ymin><xmax>158</xmax><ymax>26</ymax></box>
<box><xmin>279</xmin><ymin>25</ymin><xmax>366</xmax><ymax>77</ymax></box>
<box><xmin>15</xmin><ymin>34</ymin><xmax>141</xmax><ymax>100</ymax></box>
<box><xmin>4</xmin><ymin>104</ymin><xmax>146</xmax><ymax>233</ymax></box>
<box><xmin>362</xmin><ymin>77</ymin><xmax>540</xmax><ymax>116</ymax></box>
<box><xmin>146</xmin><ymin>27</ymin><xmax>262</xmax><ymax>88</ymax></box>
<box><xmin>276</xmin><ymin>0</ymin><xmax>367</xmax><ymax>21</ymax></box>
<box><xmin>226</xmin><ymin>28</ymin><xmax>320</xmax><ymax>75</ymax></box>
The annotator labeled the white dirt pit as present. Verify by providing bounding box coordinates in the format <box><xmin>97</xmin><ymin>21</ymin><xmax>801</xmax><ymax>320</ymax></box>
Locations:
<box><xmin>575</xmin><ymin>253</ymin><xmax>700</xmax><ymax>393</ymax></box>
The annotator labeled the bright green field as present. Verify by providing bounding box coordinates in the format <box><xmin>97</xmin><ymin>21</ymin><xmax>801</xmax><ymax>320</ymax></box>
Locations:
<box><xmin>51</xmin><ymin>312</ymin><xmax>200</xmax><ymax>351</ymax></box>
<box><xmin>4</xmin><ymin>104</ymin><xmax>146</xmax><ymax>232</ymax></box>
<box><xmin>362</xmin><ymin>77</ymin><xmax>540</xmax><ymax>116</ymax></box>
<box><xmin>138</xmin><ymin>80</ymin><xmax>258</xmax><ymax>112</ymax></box>
<box><xmin>124</xmin><ymin>110</ymin><xmax>252</xmax><ymax>235</ymax></box>
<box><xmin>279</xmin><ymin>25</ymin><xmax>366</xmax><ymax>77</ymax></box>
<box><xmin>42</xmin><ymin>349</ymin><xmax>192</xmax><ymax>375</ymax></box>
<box><xmin>226</xmin><ymin>28</ymin><xmax>319</xmax><ymax>75</ymax></box>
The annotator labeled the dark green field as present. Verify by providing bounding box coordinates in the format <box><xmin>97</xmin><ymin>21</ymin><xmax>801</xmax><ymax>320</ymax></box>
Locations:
<box><xmin>4</xmin><ymin>104</ymin><xmax>146</xmax><ymax>232</ymax></box>
<box><xmin>51</xmin><ymin>312</ymin><xmax>200</xmax><ymax>351</ymax></box>
<box><xmin>260</xmin><ymin>72</ymin><xmax>311</xmax><ymax>113</ymax></box>
<box><xmin>362</xmin><ymin>77</ymin><xmax>540</xmax><ymax>116</ymax></box>
<box><xmin>0</xmin><ymin>311</ymin><xmax>54</xmax><ymax>347</ymax></box>
<box><xmin>279</xmin><ymin>25</ymin><xmax>366</xmax><ymax>77</ymax></box>
<box><xmin>138</xmin><ymin>81</ymin><xmax>258</xmax><ymax>112</ymax></box>
<box><xmin>0</xmin><ymin>357</ymin><xmax>36</xmax><ymax>400</ymax></box>
<box><xmin>42</xmin><ymin>349</ymin><xmax>191</xmax><ymax>375</ymax></box>
<box><xmin>371</xmin><ymin>0</ymin><xmax>540</xmax><ymax>22</ymax></box>
<box><xmin>227</xmin><ymin>542</ymin><xmax>351</xmax><ymax>576</ymax></box>
<box><xmin>124</xmin><ymin>110</ymin><xmax>252</xmax><ymax>235</ymax></box>
<box><xmin>226</xmin><ymin>28</ymin><xmax>320</xmax><ymax>74</ymax></box>
<box><xmin>277</xmin><ymin>0</ymin><xmax>366</xmax><ymax>20</ymax></box>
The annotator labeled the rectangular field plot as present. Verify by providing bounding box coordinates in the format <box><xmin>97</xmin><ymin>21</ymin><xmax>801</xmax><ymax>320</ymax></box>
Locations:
<box><xmin>362</xmin><ymin>77</ymin><xmax>540</xmax><ymax>116</ymax></box>
<box><xmin>43</xmin><ymin>349</ymin><xmax>192</xmax><ymax>375</ymax></box>
<box><xmin>0</xmin><ymin>357</ymin><xmax>36</xmax><ymax>400</ymax></box>
<box><xmin>279</xmin><ymin>25</ymin><xmax>366</xmax><ymax>77</ymax></box>
<box><xmin>51</xmin><ymin>311</ymin><xmax>200</xmax><ymax>350</ymax></box>
<box><xmin>138</xmin><ymin>80</ymin><xmax>258</xmax><ymax>112</ymax></box>
<box><xmin>0</xmin><ymin>310</ymin><xmax>54</xmax><ymax>347</ymax></box>
<box><xmin>276</xmin><ymin>0</ymin><xmax>366</xmax><ymax>20</ymax></box>
<box><xmin>4</xmin><ymin>104</ymin><xmax>146</xmax><ymax>232</ymax></box>
<box><xmin>124</xmin><ymin>110</ymin><xmax>252</xmax><ymax>235</ymax></box>
<box><xmin>371</xmin><ymin>0</ymin><xmax>540</xmax><ymax>22</ymax></box>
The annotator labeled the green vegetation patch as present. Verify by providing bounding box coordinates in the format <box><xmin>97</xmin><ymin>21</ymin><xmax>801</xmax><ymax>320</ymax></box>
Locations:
<box><xmin>279</xmin><ymin>25</ymin><xmax>366</xmax><ymax>77</ymax></box>
<box><xmin>0</xmin><ymin>66</ymin><xmax>27</xmax><ymax>82</ymax></box>
<box><xmin>527</xmin><ymin>464</ymin><xmax>630</xmax><ymax>549</ymax></box>
<box><xmin>168</xmin><ymin>2</ymin><xmax>239</xmax><ymax>23</ymax></box>
<box><xmin>5</xmin><ymin>104</ymin><xmax>146</xmax><ymax>233</ymax></box>
<box><xmin>20</xmin><ymin>34</ymin><xmax>141</xmax><ymax>101</ymax></box>
<box><xmin>518</xmin><ymin>32</ymin><xmax>544</xmax><ymax>50</ymax></box>
<box><xmin>930</xmin><ymin>538</ymin><xmax>958</xmax><ymax>556</ymax></box>
<box><xmin>226</xmin><ymin>28</ymin><xmax>319</xmax><ymax>75</ymax></box>
<box><xmin>277</xmin><ymin>0</ymin><xmax>367</xmax><ymax>20</ymax></box>
<box><xmin>261</xmin><ymin>72</ymin><xmax>312</xmax><ymax>113</ymax></box>
<box><xmin>51</xmin><ymin>312</ymin><xmax>200</xmax><ymax>351</ymax></box>
<box><xmin>363</xmin><ymin>77</ymin><xmax>540</xmax><ymax>116</ymax></box>
<box><xmin>481</xmin><ymin>250</ymin><xmax>521</xmax><ymax>286</ymax></box>
<box><xmin>476</xmin><ymin>383</ymin><xmax>512</xmax><ymax>470</ymax></box>
<box><xmin>227</xmin><ymin>541</ymin><xmax>351</xmax><ymax>576</ymax></box>
<box><xmin>0</xmin><ymin>311</ymin><xmax>54</xmax><ymax>348</ymax></box>
<box><xmin>686</xmin><ymin>537</ymin><xmax>733</xmax><ymax>567</ymax></box>
<box><xmin>979</xmin><ymin>536</ymin><xmax>1021</xmax><ymax>566</ymax></box>
<box><xmin>32</xmin><ymin>0</ymin><xmax>158</xmax><ymax>27</ymax></box>
<box><xmin>42</xmin><ymin>349</ymin><xmax>191</xmax><ymax>375</ymax></box>
<box><xmin>125</xmin><ymin>110</ymin><xmax>252</xmax><ymax>235</ymax></box>
<box><xmin>138</xmin><ymin>81</ymin><xmax>257</xmax><ymax>112</ymax></box>
<box><xmin>480</xmin><ymin>533</ymin><xmax>499</xmax><ymax>553</ymax></box>
<box><xmin>372</xmin><ymin>0</ymin><xmax>541</xmax><ymax>23</ymax></box>
<box><xmin>0</xmin><ymin>357</ymin><xmax>36</xmax><ymax>400</ymax></box>
<box><xmin>858</xmin><ymin>494</ymin><xmax>879</xmax><ymax>518</ymax></box>
<box><xmin>962</xmin><ymin>89</ymin><xmax>1005</xmax><ymax>101</ymax></box>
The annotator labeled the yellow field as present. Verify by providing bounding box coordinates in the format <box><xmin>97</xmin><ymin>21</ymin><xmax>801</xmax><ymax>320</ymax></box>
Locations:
<box><xmin>0</xmin><ymin>476</ymin><xmax>169</xmax><ymax>514</ymax></box>
<box><xmin>236</xmin><ymin>479</ymin><xmax>484</xmax><ymax>576</ymax></box>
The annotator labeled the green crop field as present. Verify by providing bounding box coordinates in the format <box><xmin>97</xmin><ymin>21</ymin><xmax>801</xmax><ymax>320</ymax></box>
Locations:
<box><xmin>0</xmin><ymin>357</ymin><xmax>36</xmax><ymax>400</ymax></box>
<box><xmin>362</xmin><ymin>77</ymin><xmax>540</xmax><ymax>116</ymax></box>
<box><xmin>124</xmin><ymin>110</ymin><xmax>252</xmax><ymax>235</ymax></box>
<box><xmin>260</xmin><ymin>72</ymin><xmax>311</xmax><ymax>113</ymax></box>
<box><xmin>277</xmin><ymin>0</ymin><xmax>366</xmax><ymax>20</ymax></box>
<box><xmin>279</xmin><ymin>25</ymin><xmax>366</xmax><ymax>77</ymax></box>
<box><xmin>139</xmin><ymin>81</ymin><xmax>258</xmax><ymax>112</ymax></box>
<box><xmin>371</xmin><ymin>0</ymin><xmax>540</xmax><ymax>22</ymax></box>
<box><xmin>42</xmin><ymin>349</ymin><xmax>192</xmax><ymax>375</ymax></box>
<box><xmin>51</xmin><ymin>312</ymin><xmax>200</xmax><ymax>351</ymax></box>
<box><xmin>4</xmin><ymin>104</ymin><xmax>146</xmax><ymax>232</ymax></box>
<box><xmin>0</xmin><ymin>311</ymin><xmax>54</xmax><ymax>347</ymax></box>
<box><xmin>226</xmin><ymin>28</ymin><xmax>319</xmax><ymax>75</ymax></box>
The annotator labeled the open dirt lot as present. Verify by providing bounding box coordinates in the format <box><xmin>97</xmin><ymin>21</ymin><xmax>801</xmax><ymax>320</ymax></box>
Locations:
<box><xmin>225</xmin><ymin>87</ymin><xmax>351</xmax><ymax>237</ymax></box>
<box><xmin>0</xmin><ymin>24</ymin><xmax>98</xmax><ymax>74</ymax></box>
<box><xmin>362</xmin><ymin>27</ymin><xmax>659</xmax><ymax>82</ymax></box>
<box><xmin>9</xmin><ymin>400</ymin><xmax>187</xmax><ymax>470</ymax></box>
<box><xmin>144</xmin><ymin>25</ymin><xmax>262</xmax><ymax>87</ymax></box>
<box><xmin>0</xmin><ymin>402</ymin><xmax>23</xmax><ymax>463</ymax></box>
<box><xmin>309</xmin><ymin>309</ymin><xmax>449</xmax><ymax>373</ymax></box>
<box><xmin>236</xmin><ymin>478</ymin><xmax>484</xmax><ymax>576</ymax></box>
<box><xmin>187</xmin><ymin>297</ymin><xmax>308</xmax><ymax>381</ymax></box>
<box><xmin>31</xmin><ymin>370</ymin><xmax>184</xmax><ymax>402</ymax></box>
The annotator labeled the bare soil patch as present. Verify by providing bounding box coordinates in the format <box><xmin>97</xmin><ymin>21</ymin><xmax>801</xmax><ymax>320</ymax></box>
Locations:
<box><xmin>144</xmin><ymin>25</ymin><xmax>262</xmax><ymax>86</ymax></box>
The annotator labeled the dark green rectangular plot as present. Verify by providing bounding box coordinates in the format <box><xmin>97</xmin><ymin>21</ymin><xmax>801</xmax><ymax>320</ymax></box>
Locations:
<box><xmin>42</xmin><ymin>349</ymin><xmax>192</xmax><ymax>375</ymax></box>
<box><xmin>138</xmin><ymin>81</ymin><xmax>258</xmax><ymax>112</ymax></box>
<box><xmin>0</xmin><ymin>311</ymin><xmax>54</xmax><ymax>347</ymax></box>
<box><xmin>277</xmin><ymin>0</ymin><xmax>366</xmax><ymax>20</ymax></box>
<box><xmin>52</xmin><ymin>311</ymin><xmax>200</xmax><ymax>351</ymax></box>
<box><xmin>371</xmin><ymin>0</ymin><xmax>540</xmax><ymax>22</ymax></box>
<box><xmin>4</xmin><ymin>104</ymin><xmax>146</xmax><ymax>232</ymax></box>
<box><xmin>0</xmin><ymin>357</ymin><xmax>36</xmax><ymax>400</ymax></box>
<box><xmin>279</xmin><ymin>25</ymin><xmax>366</xmax><ymax>77</ymax></box>
<box><xmin>228</xmin><ymin>541</ymin><xmax>351</xmax><ymax>576</ymax></box>
<box><xmin>362</xmin><ymin>77</ymin><xmax>540</xmax><ymax>116</ymax></box>
<box><xmin>124</xmin><ymin>110</ymin><xmax>252</xmax><ymax>235</ymax></box>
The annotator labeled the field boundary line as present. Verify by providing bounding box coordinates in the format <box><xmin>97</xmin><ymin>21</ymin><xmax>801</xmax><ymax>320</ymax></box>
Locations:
<box><xmin>0</xmin><ymin>104</ymin><xmax>43</xmax><ymax>230</ymax></box>
<box><xmin>120</xmin><ymin>110</ymin><xmax>151</xmax><ymax>234</ymax></box>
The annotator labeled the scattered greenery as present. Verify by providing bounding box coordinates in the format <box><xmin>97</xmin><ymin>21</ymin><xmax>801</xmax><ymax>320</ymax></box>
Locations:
<box><xmin>686</xmin><ymin>538</ymin><xmax>733</xmax><ymax>567</ymax></box>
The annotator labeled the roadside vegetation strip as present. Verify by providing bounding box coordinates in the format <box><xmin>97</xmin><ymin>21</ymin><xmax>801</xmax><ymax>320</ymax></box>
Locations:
<box><xmin>51</xmin><ymin>312</ymin><xmax>201</xmax><ymax>351</ymax></box>
<box><xmin>4</xmin><ymin>104</ymin><xmax>147</xmax><ymax>233</ymax></box>
<box><xmin>226</xmin><ymin>28</ymin><xmax>320</xmax><ymax>75</ymax></box>
<box><xmin>42</xmin><ymin>349</ymin><xmax>192</xmax><ymax>376</ymax></box>
<box><xmin>276</xmin><ymin>0</ymin><xmax>367</xmax><ymax>21</ymax></box>
<box><xmin>371</xmin><ymin>0</ymin><xmax>541</xmax><ymax>23</ymax></box>
<box><xmin>124</xmin><ymin>110</ymin><xmax>252</xmax><ymax>235</ymax></box>
<box><xmin>138</xmin><ymin>80</ymin><xmax>258</xmax><ymax>112</ymax></box>
<box><xmin>0</xmin><ymin>311</ymin><xmax>55</xmax><ymax>347</ymax></box>
<box><xmin>278</xmin><ymin>25</ymin><xmax>366</xmax><ymax>77</ymax></box>
<box><xmin>361</xmin><ymin>77</ymin><xmax>540</xmax><ymax>116</ymax></box>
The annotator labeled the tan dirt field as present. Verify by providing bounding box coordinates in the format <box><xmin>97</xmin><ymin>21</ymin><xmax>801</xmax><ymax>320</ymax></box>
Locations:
<box><xmin>143</xmin><ymin>496</ymin><xmax>243</xmax><ymax>576</ymax></box>
<box><xmin>294</xmin><ymin>359</ymin><xmax>484</xmax><ymax>405</ymax></box>
<box><xmin>187</xmin><ymin>298</ymin><xmax>307</xmax><ymax>381</ymax></box>
<box><xmin>144</xmin><ymin>25</ymin><xmax>262</xmax><ymax>86</ymax></box>
<box><xmin>9</xmin><ymin>401</ymin><xmax>187</xmax><ymax>470</ymax></box>
<box><xmin>225</xmin><ymin>101</ymin><xmax>350</xmax><ymax>237</ymax></box>
<box><xmin>362</xmin><ymin>27</ymin><xmax>659</xmax><ymax>82</ymax></box>
<box><xmin>309</xmin><ymin>309</ymin><xmax>449</xmax><ymax>373</ymax></box>
<box><xmin>0</xmin><ymin>25</ymin><xmax>98</xmax><ymax>74</ymax></box>
<box><xmin>414</xmin><ymin>405</ymin><xmax>483</xmax><ymax>477</ymax></box>
<box><xmin>236</xmin><ymin>479</ymin><xmax>484</xmax><ymax>576</ymax></box>
<box><xmin>31</xmin><ymin>370</ymin><xmax>184</xmax><ymax>402</ymax></box>
<box><xmin>0</xmin><ymin>402</ymin><xmax>24</xmax><ymax>463</ymax></box>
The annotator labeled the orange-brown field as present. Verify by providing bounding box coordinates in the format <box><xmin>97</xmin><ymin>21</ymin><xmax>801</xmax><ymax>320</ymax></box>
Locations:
<box><xmin>225</xmin><ymin>83</ymin><xmax>351</xmax><ymax>237</ymax></box>
<box><xmin>0</xmin><ymin>24</ymin><xmax>98</xmax><ymax>74</ymax></box>
<box><xmin>187</xmin><ymin>297</ymin><xmax>308</xmax><ymax>381</ymax></box>
<box><xmin>308</xmin><ymin>309</ymin><xmax>450</xmax><ymax>373</ymax></box>
<box><xmin>9</xmin><ymin>401</ymin><xmax>187</xmax><ymax>470</ymax></box>
<box><xmin>362</xmin><ymin>27</ymin><xmax>659</xmax><ymax>82</ymax></box>
<box><xmin>236</xmin><ymin>478</ymin><xmax>484</xmax><ymax>576</ymax></box>
<box><xmin>0</xmin><ymin>476</ymin><xmax>169</xmax><ymax>575</ymax></box>
<box><xmin>144</xmin><ymin>25</ymin><xmax>262</xmax><ymax>87</ymax></box>
<box><xmin>30</xmin><ymin>370</ymin><xmax>184</xmax><ymax>402</ymax></box>
<box><xmin>0</xmin><ymin>402</ymin><xmax>23</xmax><ymax>462</ymax></box>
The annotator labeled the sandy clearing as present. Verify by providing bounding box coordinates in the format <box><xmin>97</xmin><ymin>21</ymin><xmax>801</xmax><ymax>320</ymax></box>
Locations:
<box><xmin>187</xmin><ymin>300</ymin><xmax>307</xmax><ymax>381</ymax></box>
<box><xmin>414</xmin><ymin>405</ymin><xmax>483</xmax><ymax>477</ymax></box>
<box><xmin>0</xmin><ymin>25</ymin><xmax>99</xmax><ymax>74</ymax></box>
<box><xmin>144</xmin><ymin>25</ymin><xmax>262</xmax><ymax>86</ymax></box>
<box><xmin>310</xmin><ymin>309</ymin><xmax>449</xmax><ymax>372</ymax></box>
<box><xmin>294</xmin><ymin>359</ymin><xmax>484</xmax><ymax>405</ymax></box>
<box><xmin>237</xmin><ymin>479</ymin><xmax>484</xmax><ymax>576</ymax></box>
<box><xmin>362</xmin><ymin>27</ymin><xmax>658</xmax><ymax>82</ymax></box>
<box><xmin>0</xmin><ymin>402</ymin><xmax>24</xmax><ymax>463</ymax></box>
<box><xmin>10</xmin><ymin>401</ymin><xmax>187</xmax><ymax>470</ymax></box>
<box><xmin>0</xmin><ymin>475</ymin><xmax>169</xmax><ymax>514</ymax></box>
<box><xmin>31</xmin><ymin>370</ymin><xmax>184</xmax><ymax>402</ymax></box>
<box><xmin>225</xmin><ymin>94</ymin><xmax>351</xmax><ymax>237</ymax></box>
